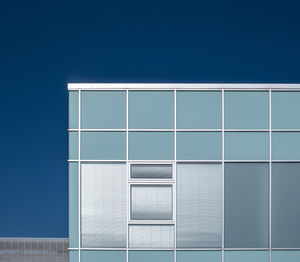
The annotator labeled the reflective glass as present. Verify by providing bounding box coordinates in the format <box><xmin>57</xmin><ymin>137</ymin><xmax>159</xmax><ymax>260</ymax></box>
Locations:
<box><xmin>177</xmin><ymin>251</ymin><xmax>222</xmax><ymax>262</ymax></box>
<box><xmin>272</xmin><ymin>132</ymin><xmax>300</xmax><ymax>160</ymax></box>
<box><xmin>129</xmin><ymin>251</ymin><xmax>174</xmax><ymax>262</ymax></box>
<box><xmin>69</xmin><ymin>91</ymin><xmax>78</xmax><ymax>129</ymax></box>
<box><xmin>224</xmin><ymin>251</ymin><xmax>269</xmax><ymax>262</ymax></box>
<box><xmin>69</xmin><ymin>251</ymin><xmax>78</xmax><ymax>262</ymax></box>
<box><xmin>81</xmin><ymin>251</ymin><xmax>126</xmax><ymax>262</ymax></box>
<box><xmin>69</xmin><ymin>163</ymin><xmax>78</xmax><ymax>248</ymax></box>
<box><xmin>69</xmin><ymin>132</ymin><xmax>78</xmax><ymax>160</ymax></box>
<box><xmin>272</xmin><ymin>251</ymin><xmax>300</xmax><ymax>262</ymax></box>
<box><xmin>130</xmin><ymin>164</ymin><xmax>172</xmax><ymax>179</ymax></box>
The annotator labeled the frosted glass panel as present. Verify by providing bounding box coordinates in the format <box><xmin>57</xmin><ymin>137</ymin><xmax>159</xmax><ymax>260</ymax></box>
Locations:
<box><xmin>131</xmin><ymin>164</ymin><xmax>172</xmax><ymax>179</ymax></box>
<box><xmin>177</xmin><ymin>251</ymin><xmax>222</xmax><ymax>262</ymax></box>
<box><xmin>272</xmin><ymin>132</ymin><xmax>300</xmax><ymax>160</ymax></box>
<box><xmin>177</xmin><ymin>163</ymin><xmax>222</xmax><ymax>248</ymax></box>
<box><xmin>81</xmin><ymin>164</ymin><xmax>127</xmax><ymax>248</ymax></box>
<box><xmin>81</xmin><ymin>251</ymin><xmax>126</xmax><ymax>262</ymax></box>
<box><xmin>224</xmin><ymin>251</ymin><xmax>269</xmax><ymax>262</ymax></box>
<box><xmin>129</xmin><ymin>251</ymin><xmax>174</xmax><ymax>262</ymax></box>
<box><xmin>69</xmin><ymin>91</ymin><xmax>78</xmax><ymax>129</ymax></box>
<box><xmin>225</xmin><ymin>163</ymin><xmax>269</xmax><ymax>248</ymax></box>
<box><xmin>131</xmin><ymin>185</ymin><xmax>172</xmax><ymax>220</ymax></box>
<box><xmin>129</xmin><ymin>225</ymin><xmax>174</xmax><ymax>248</ymax></box>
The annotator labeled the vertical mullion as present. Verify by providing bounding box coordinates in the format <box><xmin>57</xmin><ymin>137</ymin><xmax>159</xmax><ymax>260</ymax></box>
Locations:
<box><xmin>269</xmin><ymin>89</ymin><xmax>272</xmax><ymax>262</ymax></box>
<box><xmin>222</xmin><ymin>89</ymin><xmax>225</xmax><ymax>262</ymax></box>
<box><xmin>174</xmin><ymin>89</ymin><xmax>177</xmax><ymax>262</ymax></box>
<box><xmin>78</xmin><ymin>90</ymin><xmax>81</xmax><ymax>262</ymax></box>
<box><xmin>126</xmin><ymin>90</ymin><xmax>129</xmax><ymax>262</ymax></box>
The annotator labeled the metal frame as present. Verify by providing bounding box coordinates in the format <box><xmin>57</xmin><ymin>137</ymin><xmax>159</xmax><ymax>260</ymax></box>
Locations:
<box><xmin>68</xmin><ymin>84</ymin><xmax>300</xmax><ymax>262</ymax></box>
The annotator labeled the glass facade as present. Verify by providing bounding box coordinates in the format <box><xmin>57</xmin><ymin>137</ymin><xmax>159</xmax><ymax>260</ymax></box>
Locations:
<box><xmin>68</xmin><ymin>84</ymin><xmax>300</xmax><ymax>262</ymax></box>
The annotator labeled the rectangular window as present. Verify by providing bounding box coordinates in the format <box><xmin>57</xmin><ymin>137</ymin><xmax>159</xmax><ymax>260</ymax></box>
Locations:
<box><xmin>130</xmin><ymin>164</ymin><xmax>172</xmax><ymax>179</ymax></box>
<box><xmin>272</xmin><ymin>132</ymin><xmax>300</xmax><ymax>160</ymax></box>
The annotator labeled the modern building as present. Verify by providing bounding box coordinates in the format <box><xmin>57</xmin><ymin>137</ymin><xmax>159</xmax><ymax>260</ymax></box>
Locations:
<box><xmin>68</xmin><ymin>83</ymin><xmax>300</xmax><ymax>262</ymax></box>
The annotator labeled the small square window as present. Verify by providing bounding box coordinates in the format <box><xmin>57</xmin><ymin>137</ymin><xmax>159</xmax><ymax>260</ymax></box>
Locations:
<box><xmin>130</xmin><ymin>164</ymin><xmax>173</xmax><ymax>179</ymax></box>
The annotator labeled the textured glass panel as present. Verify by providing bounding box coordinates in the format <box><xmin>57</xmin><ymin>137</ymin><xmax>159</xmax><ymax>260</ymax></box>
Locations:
<box><xmin>81</xmin><ymin>91</ymin><xmax>126</xmax><ymax>129</ymax></box>
<box><xmin>272</xmin><ymin>251</ymin><xmax>300</xmax><ymax>262</ymax></box>
<box><xmin>225</xmin><ymin>163</ymin><xmax>269</xmax><ymax>248</ymax></box>
<box><xmin>81</xmin><ymin>164</ymin><xmax>126</xmax><ymax>247</ymax></box>
<box><xmin>69</xmin><ymin>91</ymin><xmax>78</xmax><ymax>129</ymax></box>
<box><xmin>69</xmin><ymin>132</ymin><xmax>78</xmax><ymax>160</ymax></box>
<box><xmin>224</xmin><ymin>251</ymin><xmax>269</xmax><ymax>262</ymax></box>
<box><xmin>272</xmin><ymin>132</ymin><xmax>300</xmax><ymax>160</ymax></box>
<box><xmin>129</xmin><ymin>132</ymin><xmax>174</xmax><ymax>160</ymax></box>
<box><xmin>177</xmin><ymin>163</ymin><xmax>222</xmax><ymax>248</ymax></box>
<box><xmin>177</xmin><ymin>91</ymin><xmax>222</xmax><ymax>129</ymax></box>
<box><xmin>129</xmin><ymin>251</ymin><xmax>174</xmax><ymax>262</ymax></box>
<box><xmin>131</xmin><ymin>185</ymin><xmax>172</xmax><ymax>220</ymax></box>
<box><xmin>177</xmin><ymin>251</ymin><xmax>222</xmax><ymax>262</ymax></box>
<box><xmin>69</xmin><ymin>163</ymin><xmax>78</xmax><ymax>248</ymax></box>
<box><xmin>69</xmin><ymin>251</ymin><xmax>79</xmax><ymax>262</ymax></box>
<box><xmin>225</xmin><ymin>132</ymin><xmax>269</xmax><ymax>160</ymax></box>
<box><xmin>131</xmin><ymin>164</ymin><xmax>172</xmax><ymax>179</ymax></box>
<box><xmin>81</xmin><ymin>131</ymin><xmax>126</xmax><ymax>160</ymax></box>
<box><xmin>81</xmin><ymin>251</ymin><xmax>126</xmax><ymax>262</ymax></box>
<box><xmin>129</xmin><ymin>225</ymin><xmax>174</xmax><ymax>248</ymax></box>
<box><xmin>272</xmin><ymin>91</ymin><xmax>300</xmax><ymax>129</ymax></box>
<box><xmin>225</xmin><ymin>91</ymin><xmax>269</xmax><ymax>129</ymax></box>
<box><xmin>177</xmin><ymin>132</ymin><xmax>222</xmax><ymax>160</ymax></box>
<box><xmin>272</xmin><ymin>163</ymin><xmax>300</xmax><ymax>248</ymax></box>
<box><xmin>129</xmin><ymin>91</ymin><xmax>174</xmax><ymax>129</ymax></box>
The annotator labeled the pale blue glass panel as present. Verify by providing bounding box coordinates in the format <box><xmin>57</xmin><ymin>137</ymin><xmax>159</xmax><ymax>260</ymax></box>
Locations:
<box><xmin>69</xmin><ymin>251</ymin><xmax>79</xmax><ymax>262</ymax></box>
<box><xmin>272</xmin><ymin>91</ymin><xmax>300</xmax><ymax>129</ymax></box>
<box><xmin>272</xmin><ymin>132</ymin><xmax>300</xmax><ymax>160</ymax></box>
<box><xmin>81</xmin><ymin>251</ymin><xmax>126</xmax><ymax>262</ymax></box>
<box><xmin>225</xmin><ymin>163</ymin><xmax>269</xmax><ymax>248</ymax></box>
<box><xmin>129</xmin><ymin>251</ymin><xmax>174</xmax><ymax>262</ymax></box>
<box><xmin>272</xmin><ymin>251</ymin><xmax>300</xmax><ymax>262</ymax></box>
<box><xmin>225</xmin><ymin>132</ymin><xmax>269</xmax><ymax>160</ymax></box>
<box><xmin>129</xmin><ymin>132</ymin><xmax>174</xmax><ymax>160</ymax></box>
<box><xmin>129</xmin><ymin>91</ymin><xmax>174</xmax><ymax>129</ymax></box>
<box><xmin>81</xmin><ymin>132</ymin><xmax>126</xmax><ymax>160</ymax></box>
<box><xmin>177</xmin><ymin>91</ymin><xmax>222</xmax><ymax>129</ymax></box>
<box><xmin>177</xmin><ymin>251</ymin><xmax>222</xmax><ymax>262</ymax></box>
<box><xmin>69</xmin><ymin>91</ymin><xmax>78</xmax><ymax>129</ymax></box>
<box><xmin>225</xmin><ymin>91</ymin><xmax>269</xmax><ymax>129</ymax></box>
<box><xmin>69</xmin><ymin>132</ymin><xmax>78</xmax><ymax>160</ymax></box>
<box><xmin>69</xmin><ymin>163</ymin><xmax>78</xmax><ymax>248</ymax></box>
<box><xmin>224</xmin><ymin>251</ymin><xmax>269</xmax><ymax>262</ymax></box>
<box><xmin>177</xmin><ymin>132</ymin><xmax>222</xmax><ymax>160</ymax></box>
<box><xmin>272</xmin><ymin>163</ymin><xmax>300</xmax><ymax>248</ymax></box>
<box><xmin>81</xmin><ymin>91</ymin><xmax>126</xmax><ymax>129</ymax></box>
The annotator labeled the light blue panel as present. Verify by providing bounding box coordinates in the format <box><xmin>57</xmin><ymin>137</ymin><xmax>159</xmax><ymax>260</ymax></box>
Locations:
<box><xmin>272</xmin><ymin>132</ymin><xmax>300</xmax><ymax>160</ymax></box>
<box><xmin>177</xmin><ymin>251</ymin><xmax>222</xmax><ymax>262</ymax></box>
<box><xmin>69</xmin><ymin>251</ymin><xmax>79</xmax><ymax>262</ymax></box>
<box><xmin>81</xmin><ymin>91</ymin><xmax>126</xmax><ymax>129</ymax></box>
<box><xmin>129</xmin><ymin>251</ymin><xmax>174</xmax><ymax>262</ymax></box>
<box><xmin>272</xmin><ymin>251</ymin><xmax>300</xmax><ymax>262</ymax></box>
<box><xmin>177</xmin><ymin>132</ymin><xmax>222</xmax><ymax>160</ymax></box>
<box><xmin>69</xmin><ymin>91</ymin><xmax>79</xmax><ymax>129</ymax></box>
<box><xmin>129</xmin><ymin>91</ymin><xmax>174</xmax><ymax>129</ymax></box>
<box><xmin>177</xmin><ymin>91</ymin><xmax>222</xmax><ymax>129</ymax></box>
<box><xmin>81</xmin><ymin>132</ymin><xmax>126</xmax><ymax>160</ymax></box>
<box><xmin>69</xmin><ymin>163</ymin><xmax>78</xmax><ymax>248</ymax></box>
<box><xmin>225</xmin><ymin>132</ymin><xmax>269</xmax><ymax>160</ymax></box>
<box><xmin>81</xmin><ymin>251</ymin><xmax>126</xmax><ymax>262</ymax></box>
<box><xmin>272</xmin><ymin>91</ymin><xmax>300</xmax><ymax>129</ymax></box>
<box><xmin>129</xmin><ymin>132</ymin><xmax>174</xmax><ymax>160</ymax></box>
<box><xmin>225</xmin><ymin>251</ymin><xmax>269</xmax><ymax>262</ymax></box>
<box><xmin>225</xmin><ymin>91</ymin><xmax>269</xmax><ymax>129</ymax></box>
<box><xmin>69</xmin><ymin>132</ymin><xmax>78</xmax><ymax>160</ymax></box>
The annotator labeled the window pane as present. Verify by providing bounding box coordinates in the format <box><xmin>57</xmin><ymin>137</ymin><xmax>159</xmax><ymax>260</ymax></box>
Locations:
<box><xmin>129</xmin><ymin>132</ymin><xmax>174</xmax><ymax>160</ymax></box>
<box><xmin>69</xmin><ymin>163</ymin><xmax>78</xmax><ymax>248</ymax></box>
<box><xmin>272</xmin><ymin>91</ymin><xmax>300</xmax><ymax>129</ymax></box>
<box><xmin>129</xmin><ymin>91</ymin><xmax>174</xmax><ymax>129</ymax></box>
<box><xmin>69</xmin><ymin>91</ymin><xmax>78</xmax><ymax>129</ymax></box>
<box><xmin>225</xmin><ymin>163</ymin><xmax>269</xmax><ymax>248</ymax></box>
<box><xmin>225</xmin><ymin>91</ymin><xmax>269</xmax><ymax>129</ymax></box>
<box><xmin>272</xmin><ymin>163</ymin><xmax>300</xmax><ymax>248</ymax></box>
<box><xmin>81</xmin><ymin>251</ymin><xmax>126</xmax><ymax>262</ymax></box>
<box><xmin>129</xmin><ymin>225</ymin><xmax>174</xmax><ymax>248</ymax></box>
<box><xmin>177</xmin><ymin>91</ymin><xmax>222</xmax><ymax>129</ymax></box>
<box><xmin>81</xmin><ymin>91</ymin><xmax>126</xmax><ymax>129</ymax></box>
<box><xmin>177</xmin><ymin>251</ymin><xmax>222</xmax><ymax>262</ymax></box>
<box><xmin>81</xmin><ymin>132</ymin><xmax>126</xmax><ymax>160</ymax></box>
<box><xmin>69</xmin><ymin>132</ymin><xmax>78</xmax><ymax>160</ymax></box>
<box><xmin>177</xmin><ymin>132</ymin><xmax>222</xmax><ymax>160</ymax></box>
<box><xmin>69</xmin><ymin>251</ymin><xmax>78</xmax><ymax>262</ymax></box>
<box><xmin>81</xmin><ymin>164</ymin><xmax>127</xmax><ymax>248</ymax></box>
<box><xmin>225</xmin><ymin>132</ymin><xmax>269</xmax><ymax>160</ymax></box>
<box><xmin>131</xmin><ymin>185</ymin><xmax>172</xmax><ymax>220</ymax></box>
<box><xmin>224</xmin><ymin>251</ymin><xmax>269</xmax><ymax>262</ymax></box>
<box><xmin>129</xmin><ymin>251</ymin><xmax>174</xmax><ymax>262</ymax></box>
<box><xmin>131</xmin><ymin>164</ymin><xmax>172</xmax><ymax>179</ymax></box>
<box><xmin>272</xmin><ymin>132</ymin><xmax>300</xmax><ymax>160</ymax></box>
<box><xmin>272</xmin><ymin>251</ymin><xmax>300</xmax><ymax>262</ymax></box>
<box><xmin>177</xmin><ymin>163</ymin><xmax>222</xmax><ymax>248</ymax></box>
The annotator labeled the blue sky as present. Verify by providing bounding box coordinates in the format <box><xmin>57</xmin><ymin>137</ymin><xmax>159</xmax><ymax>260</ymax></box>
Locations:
<box><xmin>0</xmin><ymin>0</ymin><xmax>300</xmax><ymax>237</ymax></box>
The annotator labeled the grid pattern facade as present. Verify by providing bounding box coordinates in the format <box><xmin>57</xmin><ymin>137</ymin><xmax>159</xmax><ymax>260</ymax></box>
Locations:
<box><xmin>68</xmin><ymin>84</ymin><xmax>300</xmax><ymax>262</ymax></box>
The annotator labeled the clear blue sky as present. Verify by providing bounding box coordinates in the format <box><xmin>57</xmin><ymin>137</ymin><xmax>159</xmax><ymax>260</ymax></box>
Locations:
<box><xmin>0</xmin><ymin>0</ymin><xmax>300</xmax><ymax>237</ymax></box>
